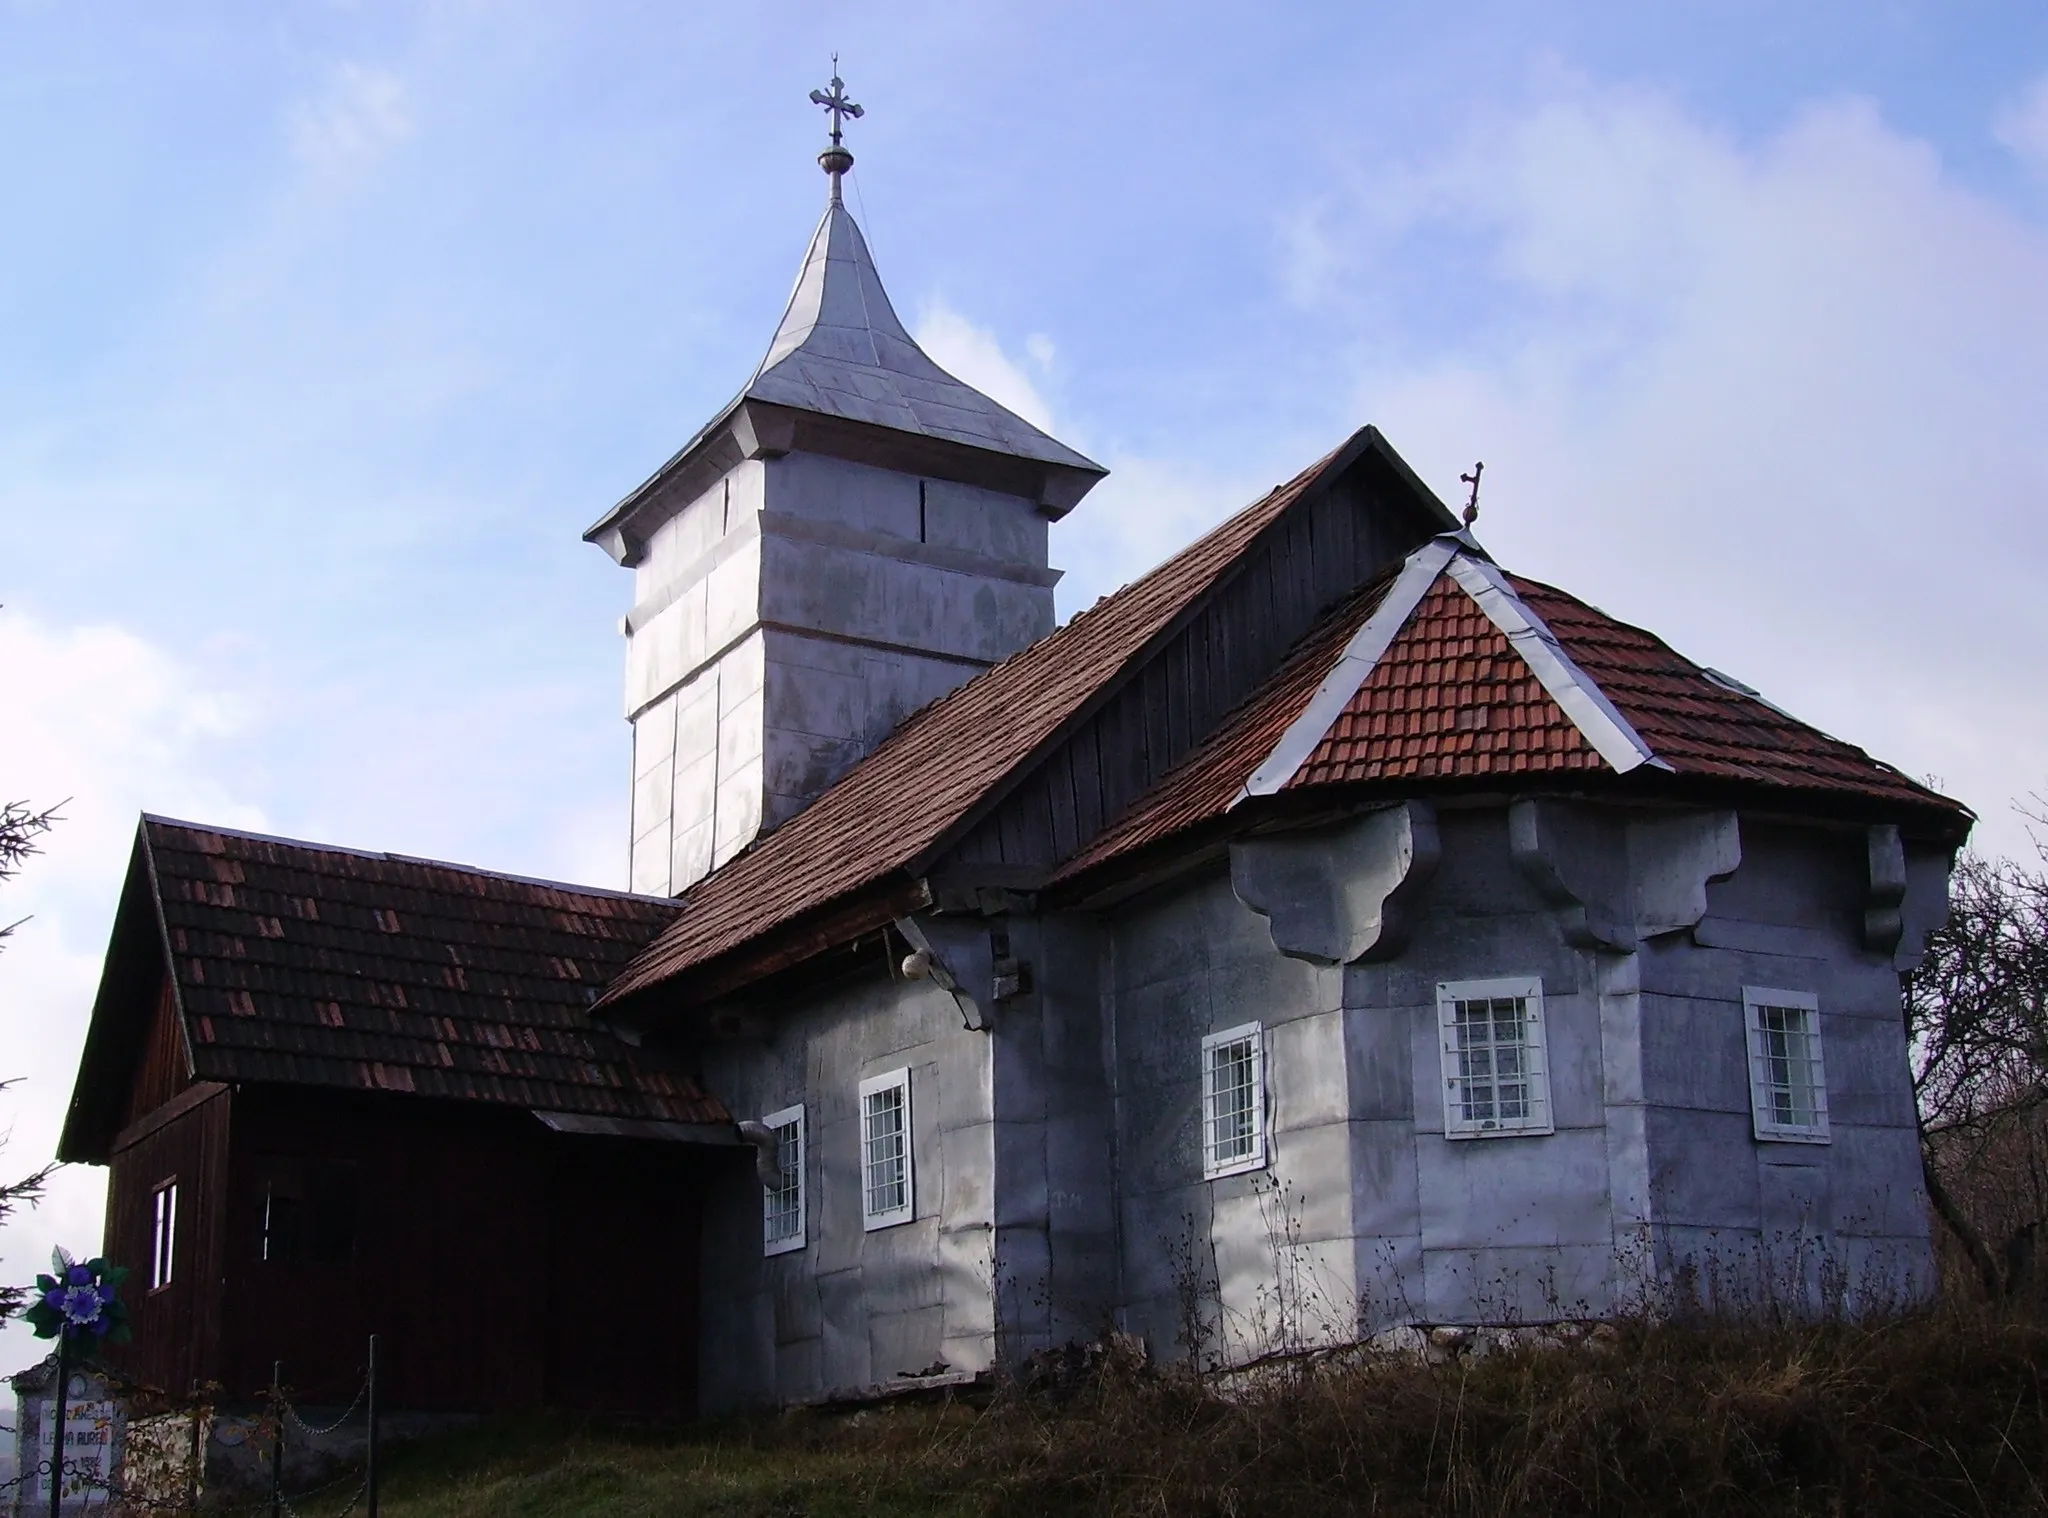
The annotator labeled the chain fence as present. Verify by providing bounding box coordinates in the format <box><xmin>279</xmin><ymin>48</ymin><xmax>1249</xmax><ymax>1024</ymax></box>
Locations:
<box><xmin>18</xmin><ymin>1344</ymin><xmax>382</xmax><ymax>1516</ymax></box>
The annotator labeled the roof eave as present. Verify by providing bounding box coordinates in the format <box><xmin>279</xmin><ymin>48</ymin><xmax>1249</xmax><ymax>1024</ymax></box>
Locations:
<box><xmin>56</xmin><ymin>822</ymin><xmax>188</xmax><ymax>1164</ymax></box>
<box><xmin>593</xmin><ymin>872</ymin><xmax>932</xmax><ymax>1033</ymax></box>
<box><xmin>1050</xmin><ymin>768</ymin><xmax>1974</xmax><ymax>912</ymax></box>
<box><xmin>586</xmin><ymin>398</ymin><xmax>1110</xmax><ymax>568</ymax></box>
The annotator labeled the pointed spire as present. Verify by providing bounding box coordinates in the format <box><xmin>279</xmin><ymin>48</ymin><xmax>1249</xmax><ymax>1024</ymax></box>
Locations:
<box><xmin>582</xmin><ymin>78</ymin><xmax>1106</xmax><ymax>564</ymax></box>
<box><xmin>742</xmin><ymin>198</ymin><xmax>1104</xmax><ymax>482</ymax></box>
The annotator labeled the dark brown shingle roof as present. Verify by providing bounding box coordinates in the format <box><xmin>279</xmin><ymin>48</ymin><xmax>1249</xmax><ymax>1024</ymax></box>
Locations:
<box><xmin>138</xmin><ymin>818</ymin><xmax>722</xmax><ymax>1124</ymax></box>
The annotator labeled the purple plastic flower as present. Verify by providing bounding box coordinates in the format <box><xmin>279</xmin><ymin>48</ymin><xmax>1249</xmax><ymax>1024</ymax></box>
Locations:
<box><xmin>65</xmin><ymin>1264</ymin><xmax>93</xmax><ymax>1288</ymax></box>
<box><xmin>59</xmin><ymin>1283</ymin><xmax>105</xmax><ymax>1328</ymax></box>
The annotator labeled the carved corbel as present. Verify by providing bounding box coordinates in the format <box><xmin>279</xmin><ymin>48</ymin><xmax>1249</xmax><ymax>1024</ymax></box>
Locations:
<box><xmin>1628</xmin><ymin>809</ymin><xmax>1741</xmax><ymax>938</ymax></box>
<box><xmin>1887</xmin><ymin>835</ymin><xmax>1955</xmax><ymax>973</ymax></box>
<box><xmin>1229</xmin><ymin>801</ymin><xmax>1441</xmax><ymax>965</ymax></box>
<box><xmin>1509</xmin><ymin>799</ymin><xmax>1635</xmax><ymax>951</ymax></box>
<box><xmin>895</xmin><ymin>913</ymin><xmax>1008</xmax><ymax>1031</ymax></box>
<box><xmin>1511</xmin><ymin>801</ymin><xmax>1739</xmax><ymax>952</ymax></box>
<box><xmin>1863</xmin><ymin>825</ymin><xmax>1908</xmax><ymax>955</ymax></box>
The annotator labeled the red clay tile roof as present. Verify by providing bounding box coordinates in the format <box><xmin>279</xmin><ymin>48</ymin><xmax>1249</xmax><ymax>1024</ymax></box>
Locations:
<box><xmin>594</xmin><ymin>439</ymin><xmax>1364</xmax><ymax>1011</ymax></box>
<box><xmin>1290</xmin><ymin>574</ymin><xmax>1604</xmax><ymax>786</ymax></box>
<box><xmin>1056</xmin><ymin>551</ymin><xmax>1965</xmax><ymax>887</ymax></box>
<box><xmin>141</xmin><ymin>818</ymin><xmax>725</xmax><ymax>1124</ymax></box>
<box><xmin>1511</xmin><ymin>577</ymin><xmax>1945</xmax><ymax>806</ymax></box>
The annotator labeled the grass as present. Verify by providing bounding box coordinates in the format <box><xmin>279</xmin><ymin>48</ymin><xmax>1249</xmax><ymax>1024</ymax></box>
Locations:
<box><xmin>371</xmin><ymin>1311</ymin><xmax>2048</xmax><ymax>1518</ymax></box>
<box><xmin>373</xmin><ymin>1406</ymin><xmax>984</xmax><ymax>1517</ymax></box>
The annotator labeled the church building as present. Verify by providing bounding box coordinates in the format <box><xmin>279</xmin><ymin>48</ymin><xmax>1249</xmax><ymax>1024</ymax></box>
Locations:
<box><xmin>59</xmin><ymin>79</ymin><xmax>1971</xmax><ymax>1417</ymax></box>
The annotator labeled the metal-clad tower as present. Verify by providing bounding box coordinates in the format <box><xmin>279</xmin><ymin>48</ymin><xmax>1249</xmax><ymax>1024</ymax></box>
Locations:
<box><xmin>585</xmin><ymin>74</ymin><xmax>1106</xmax><ymax>895</ymax></box>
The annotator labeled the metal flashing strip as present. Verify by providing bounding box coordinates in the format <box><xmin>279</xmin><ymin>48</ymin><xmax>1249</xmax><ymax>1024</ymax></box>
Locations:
<box><xmin>1234</xmin><ymin>537</ymin><xmax>1462</xmax><ymax>804</ymax></box>
<box><xmin>1443</xmin><ymin>555</ymin><xmax>1666</xmax><ymax>775</ymax></box>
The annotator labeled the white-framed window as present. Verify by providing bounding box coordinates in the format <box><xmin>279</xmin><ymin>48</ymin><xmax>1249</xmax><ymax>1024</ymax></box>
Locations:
<box><xmin>859</xmin><ymin>1069</ymin><xmax>914</xmax><ymax>1229</ymax></box>
<box><xmin>150</xmin><ymin>1179</ymin><xmax>178</xmax><ymax>1290</ymax></box>
<box><xmin>1437</xmin><ymin>976</ymin><xmax>1555</xmax><ymax>1138</ymax></box>
<box><xmin>760</xmin><ymin>1104</ymin><xmax>806</xmax><ymax>1255</ymax></box>
<box><xmin>1201</xmin><ymin>1022</ymin><xmax>1268</xmax><ymax>1179</ymax></box>
<box><xmin>1743</xmin><ymin>987</ymin><xmax>1830</xmax><ymax>1144</ymax></box>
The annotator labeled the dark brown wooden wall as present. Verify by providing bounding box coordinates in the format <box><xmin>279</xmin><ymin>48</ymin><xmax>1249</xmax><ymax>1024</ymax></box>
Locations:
<box><xmin>124</xmin><ymin>977</ymin><xmax>190</xmax><ymax>1129</ymax></box>
<box><xmin>217</xmin><ymin>1089</ymin><xmax>702</xmax><ymax>1415</ymax></box>
<box><xmin>948</xmin><ymin>460</ymin><xmax>1434</xmax><ymax>870</ymax></box>
<box><xmin>103</xmin><ymin>1085</ymin><xmax>232</xmax><ymax>1397</ymax></box>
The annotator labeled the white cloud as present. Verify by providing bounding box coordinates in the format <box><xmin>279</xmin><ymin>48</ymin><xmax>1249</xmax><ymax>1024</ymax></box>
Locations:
<box><xmin>1302</xmin><ymin>86</ymin><xmax>2048</xmax><ymax>859</ymax></box>
<box><xmin>288</xmin><ymin>63</ymin><xmax>414</xmax><ymax>174</ymax></box>
<box><xmin>0</xmin><ymin>611</ymin><xmax>265</xmax><ymax>1376</ymax></box>
<box><xmin>913</xmin><ymin>300</ymin><xmax>1059</xmax><ymax>433</ymax></box>
<box><xmin>1995</xmin><ymin>73</ymin><xmax>2048</xmax><ymax>176</ymax></box>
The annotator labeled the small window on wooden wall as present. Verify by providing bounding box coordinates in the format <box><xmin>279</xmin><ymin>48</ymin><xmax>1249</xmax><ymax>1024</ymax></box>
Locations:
<box><xmin>259</xmin><ymin>1160</ymin><xmax>359</xmax><ymax>1265</ymax></box>
<box><xmin>150</xmin><ymin>1180</ymin><xmax>178</xmax><ymax>1290</ymax></box>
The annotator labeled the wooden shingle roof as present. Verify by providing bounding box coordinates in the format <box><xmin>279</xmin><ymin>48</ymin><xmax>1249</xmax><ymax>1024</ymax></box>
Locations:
<box><xmin>60</xmin><ymin>818</ymin><xmax>724</xmax><ymax>1160</ymax></box>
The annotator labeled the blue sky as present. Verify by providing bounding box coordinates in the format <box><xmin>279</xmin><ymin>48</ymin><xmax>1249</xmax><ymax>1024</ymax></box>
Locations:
<box><xmin>3</xmin><ymin>2</ymin><xmax>2047</xmax><ymax>1371</ymax></box>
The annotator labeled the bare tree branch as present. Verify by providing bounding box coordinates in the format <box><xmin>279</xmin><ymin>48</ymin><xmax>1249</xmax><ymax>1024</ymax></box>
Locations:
<box><xmin>1908</xmin><ymin>845</ymin><xmax>2048</xmax><ymax>1297</ymax></box>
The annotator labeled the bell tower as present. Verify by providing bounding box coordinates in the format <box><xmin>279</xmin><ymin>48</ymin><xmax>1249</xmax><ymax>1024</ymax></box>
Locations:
<box><xmin>586</xmin><ymin>72</ymin><xmax>1107</xmax><ymax>896</ymax></box>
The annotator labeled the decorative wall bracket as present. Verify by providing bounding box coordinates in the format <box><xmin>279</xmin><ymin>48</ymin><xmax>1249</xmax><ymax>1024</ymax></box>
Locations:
<box><xmin>1509</xmin><ymin>799</ymin><xmax>1740</xmax><ymax>953</ymax></box>
<box><xmin>1229</xmin><ymin>801</ymin><xmax>1441</xmax><ymax>965</ymax></box>
<box><xmin>1865</xmin><ymin>824</ymin><xmax>1955</xmax><ymax>971</ymax></box>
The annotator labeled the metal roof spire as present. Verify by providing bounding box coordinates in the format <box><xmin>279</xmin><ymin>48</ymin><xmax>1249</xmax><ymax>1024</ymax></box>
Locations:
<box><xmin>808</xmin><ymin>59</ymin><xmax>862</xmax><ymax>205</ymax></box>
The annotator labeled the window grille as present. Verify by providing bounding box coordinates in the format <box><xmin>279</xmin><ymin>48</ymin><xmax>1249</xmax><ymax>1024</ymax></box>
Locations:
<box><xmin>1437</xmin><ymin>977</ymin><xmax>1554</xmax><ymax>1138</ymax></box>
<box><xmin>761</xmin><ymin>1104</ymin><xmax>806</xmax><ymax>1254</ymax></box>
<box><xmin>859</xmin><ymin>1069</ymin><xmax>914</xmax><ymax>1228</ymax></box>
<box><xmin>1201</xmin><ymin>1023</ymin><xmax>1267</xmax><ymax>1178</ymax></box>
<box><xmin>150</xmin><ymin>1180</ymin><xmax>177</xmax><ymax>1290</ymax></box>
<box><xmin>1744</xmin><ymin>987</ymin><xmax>1830</xmax><ymax>1143</ymax></box>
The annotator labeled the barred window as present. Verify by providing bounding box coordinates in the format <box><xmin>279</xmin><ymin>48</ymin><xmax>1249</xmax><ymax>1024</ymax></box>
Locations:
<box><xmin>859</xmin><ymin>1069</ymin><xmax>914</xmax><ymax>1229</ymax></box>
<box><xmin>760</xmin><ymin>1104</ymin><xmax>806</xmax><ymax>1255</ymax></box>
<box><xmin>1437</xmin><ymin>977</ymin><xmax>1554</xmax><ymax>1138</ymax></box>
<box><xmin>1201</xmin><ymin>1023</ymin><xmax>1267</xmax><ymax>1178</ymax></box>
<box><xmin>1744</xmin><ymin>988</ymin><xmax>1829</xmax><ymax>1143</ymax></box>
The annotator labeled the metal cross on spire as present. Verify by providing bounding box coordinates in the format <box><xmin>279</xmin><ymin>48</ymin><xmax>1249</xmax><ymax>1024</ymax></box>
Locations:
<box><xmin>809</xmin><ymin>58</ymin><xmax>863</xmax><ymax>202</ymax></box>
<box><xmin>1459</xmin><ymin>461</ymin><xmax>1484</xmax><ymax>526</ymax></box>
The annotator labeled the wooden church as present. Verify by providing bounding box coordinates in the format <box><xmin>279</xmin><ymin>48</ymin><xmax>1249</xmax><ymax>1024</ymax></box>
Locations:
<box><xmin>60</xmin><ymin>78</ymin><xmax>1970</xmax><ymax>1417</ymax></box>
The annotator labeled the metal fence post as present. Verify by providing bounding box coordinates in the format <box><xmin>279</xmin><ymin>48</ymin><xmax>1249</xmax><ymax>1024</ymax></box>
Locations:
<box><xmin>365</xmin><ymin>1335</ymin><xmax>380</xmax><ymax>1518</ymax></box>
<box><xmin>269</xmin><ymin>1360</ymin><xmax>284</xmax><ymax>1518</ymax></box>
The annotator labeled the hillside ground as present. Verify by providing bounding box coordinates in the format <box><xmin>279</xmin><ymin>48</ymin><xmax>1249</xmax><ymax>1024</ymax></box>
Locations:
<box><xmin>371</xmin><ymin>1309</ymin><xmax>2047</xmax><ymax>1518</ymax></box>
